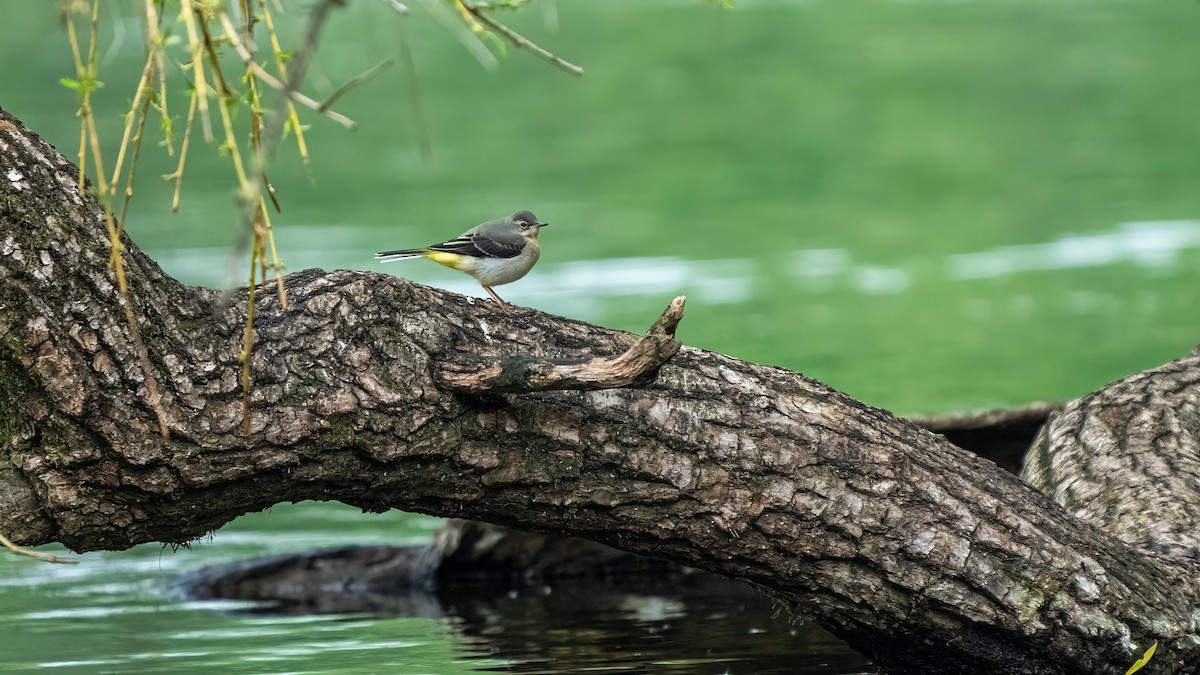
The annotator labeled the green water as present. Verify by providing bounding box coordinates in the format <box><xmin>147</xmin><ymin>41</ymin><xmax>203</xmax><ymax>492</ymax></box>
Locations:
<box><xmin>2</xmin><ymin>0</ymin><xmax>1199</xmax><ymax>671</ymax></box>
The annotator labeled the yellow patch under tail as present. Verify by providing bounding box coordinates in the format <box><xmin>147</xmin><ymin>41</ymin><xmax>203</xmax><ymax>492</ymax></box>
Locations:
<box><xmin>424</xmin><ymin>250</ymin><xmax>474</xmax><ymax>272</ymax></box>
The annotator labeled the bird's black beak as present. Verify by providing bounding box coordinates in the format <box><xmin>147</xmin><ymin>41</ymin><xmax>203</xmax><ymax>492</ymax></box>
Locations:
<box><xmin>537</xmin><ymin>222</ymin><xmax>549</xmax><ymax>227</ymax></box>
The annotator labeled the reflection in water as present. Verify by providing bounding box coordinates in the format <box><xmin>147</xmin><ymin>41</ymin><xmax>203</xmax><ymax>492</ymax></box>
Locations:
<box><xmin>852</xmin><ymin>265</ymin><xmax>911</xmax><ymax>295</ymax></box>
<box><xmin>451</xmin><ymin>256</ymin><xmax>757</xmax><ymax>315</ymax></box>
<box><xmin>171</xmin><ymin>536</ymin><xmax>879</xmax><ymax>674</ymax></box>
<box><xmin>438</xmin><ymin>573</ymin><xmax>876</xmax><ymax>674</ymax></box>
<box><xmin>948</xmin><ymin>220</ymin><xmax>1200</xmax><ymax>280</ymax></box>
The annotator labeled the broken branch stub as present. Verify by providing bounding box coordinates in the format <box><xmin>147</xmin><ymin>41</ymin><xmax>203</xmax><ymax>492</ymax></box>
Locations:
<box><xmin>437</xmin><ymin>296</ymin><xmax>686</xmax><ymax>395</ymax></box>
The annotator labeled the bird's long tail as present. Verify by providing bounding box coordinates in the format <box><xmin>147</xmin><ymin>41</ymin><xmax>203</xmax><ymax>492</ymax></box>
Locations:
<box><xmin>375</xmin><ymin>248</ymin><xmax>428</xmax><ymax>262</ymax></box>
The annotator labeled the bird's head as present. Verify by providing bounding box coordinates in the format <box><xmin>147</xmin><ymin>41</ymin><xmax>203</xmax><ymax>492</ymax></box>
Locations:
<box><xmin>511</xmin><ymin>210</ymin><xmax>548</xmax><ymax>239</ymax></box>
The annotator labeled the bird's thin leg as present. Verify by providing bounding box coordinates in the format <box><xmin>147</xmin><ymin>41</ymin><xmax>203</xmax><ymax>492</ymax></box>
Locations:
<box><xmin>482</xmin><ymin>285</ymin><xmax>510</xmax><ymax>311</ymax></box>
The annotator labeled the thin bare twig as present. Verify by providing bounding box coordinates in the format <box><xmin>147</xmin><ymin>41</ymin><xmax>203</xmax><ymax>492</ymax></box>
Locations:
<box><xmin>319</xmin><ymin>58</ymin><xmax>394</xmax><ymax>112</ymax></box>
<box><xmin>258</xmin><ymin>0</ymin><xmax>309</xmax><ymax>163</ymax></box>
<box><xmin>197</xmin><ymin>12</ymin><xmax>233</xmax><ymax>96</ymax></box>
<box><xmin>428</xmin><ymin>0</ymin><xmax>499</xmax><ymax>69</ymax></box>
<box><xmin>178</xmin><ymin>0</ymin><xmax>214</xmax><ymax>141</ymax></box>
<box><xmin>0</xmin><ymin>533</ymin><xmax>78</xmax><ymax>565</ymax></box>
<box><xmin>458</xmin><ymin>1</ymin><xmax>583</xmax><ymax>76</ymax></box>
<box><xmin>243</xmin><ymin>0</ymin><xmax>341</xmax><ymax>224</ymax></box>
<box><xmin>108</xmin><ymin>56</ymin><xmax>153</xmax><ymax>198</ymax></box>
<box><xmin>165</xmin><ymin>91</ymin><xmax>198</xmax><ymax>211</ymax></box>
<box><xmin>218</xmin><ymin>12</ymin><xmax>355</xmax><ymax>129</ymax></box>
<box><xmin>145</xmin><ymin>0</ymin><xmax>173</xmax><ymax>156</ymax></box>
<box><xmin>240</xmin><ymin>229</ymin><xmax>261</xmax><ymax>434</ymax></box>
<box><xmin>113</xmin><ymin>88</ymin><xmax>153</xmax><ymax>260</ymax></box>
<box><xmin>396</xmin><ymin>20</ymin><xmax>433</xmax><ymax>162</ymax></box>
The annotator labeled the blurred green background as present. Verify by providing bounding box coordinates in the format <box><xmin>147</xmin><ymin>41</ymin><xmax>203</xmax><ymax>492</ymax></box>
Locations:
<box><xmin>8</xmin><ymin>0</ymin><xmax>1200</xmax><ymax>413</ymax></box>
<box><xmin>2</xmin><ymin>0</ymin><xmax>1198</xmax><ymax>672</ymax></box>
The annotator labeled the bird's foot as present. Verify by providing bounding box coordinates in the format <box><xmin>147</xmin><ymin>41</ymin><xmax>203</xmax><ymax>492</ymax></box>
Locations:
<box><xmin>482</xmin><ymin>285</ymin><xmax>511</xmax><ymax>312</ymax></box>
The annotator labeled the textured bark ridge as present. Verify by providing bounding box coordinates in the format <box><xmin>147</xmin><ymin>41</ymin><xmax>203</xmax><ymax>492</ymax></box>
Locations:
<box><xmin>1022</xmin><ymin>357</ymin><xmax>1200</xmax><ymax>561</ymax></box>
<box><xmin>2</xmin><ymin>107</ymin><xmax>1199</xmax><ymax>674</ymax></box>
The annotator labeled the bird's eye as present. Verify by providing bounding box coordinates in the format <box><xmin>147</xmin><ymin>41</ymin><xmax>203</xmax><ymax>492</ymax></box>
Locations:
<box><xmin>516</xmin><ymin>220</ymin><xmax>529</xmax><ymax>228</ymax></box>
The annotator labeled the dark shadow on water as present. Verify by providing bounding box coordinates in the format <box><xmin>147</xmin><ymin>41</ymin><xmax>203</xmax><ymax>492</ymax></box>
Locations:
<box><xmin>176</xmin><ymin>545</ymin><xmax>877</xmax><ymax>674</ymax></box>
<box><xmin>440</xmin><ymin>575</ymin><xmax>874</xmax><ymax>674</ymax></box>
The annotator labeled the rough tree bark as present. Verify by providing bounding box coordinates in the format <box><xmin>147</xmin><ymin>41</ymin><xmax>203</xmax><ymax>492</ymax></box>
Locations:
<box><xmin>2</xmin><ymin>108</ymin><xmax>1198</xmax><ymax>674</ymax></box>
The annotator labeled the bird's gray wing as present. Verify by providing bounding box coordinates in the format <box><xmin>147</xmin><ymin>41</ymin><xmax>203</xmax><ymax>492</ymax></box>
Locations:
<box><xmin>470</xmin><ymin>228</ymin><xmax>525</xmax><ymax>258</ymax></box>
<box><xmin>426</xmin><ymin>237</ymin><xmax>488</xmax><ymax>257</ymax></box>
<box><xmin>428</xmin><ymin>229</ymin><xmax>524</xmax><ymax>259</ymax></box>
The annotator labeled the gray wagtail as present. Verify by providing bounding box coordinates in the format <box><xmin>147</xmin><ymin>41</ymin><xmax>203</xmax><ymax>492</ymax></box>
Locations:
<box><xmin>375</xmin><ymin>210</ymin><xmax>548</xmax><ymax>308</ymax></box>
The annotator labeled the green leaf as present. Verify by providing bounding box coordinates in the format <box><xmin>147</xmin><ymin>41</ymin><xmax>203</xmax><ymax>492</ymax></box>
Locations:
<box><xmin>282</xmin><ymin>118</ymin><xmax>312</xmax><ymax>139</ymax></box>
<box><xmin>59</xmin><ymin>77</ymin><xmax>80</xmax><ymax>91</ymax></box>
<box><xmin>159</xmin><ymin>114</ymin><xmax>175</xmax><ymax>147</ymax></box>
<box><xmin>1125</xmin><ymin>641</ymin><xmax>1158</xmax><ymax>675</ymax></box>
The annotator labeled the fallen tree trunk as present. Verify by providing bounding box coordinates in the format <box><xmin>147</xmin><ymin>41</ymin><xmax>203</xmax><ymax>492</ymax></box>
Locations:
<box><xmin>910</xmin><ymin>401</ymin><xmax>1062</xmax><ymax>474</ymax></box>
<box><xmin>1</xmin><ymin>108</ymin><xmax>1196</xmax><ymax>674</ymax></box>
